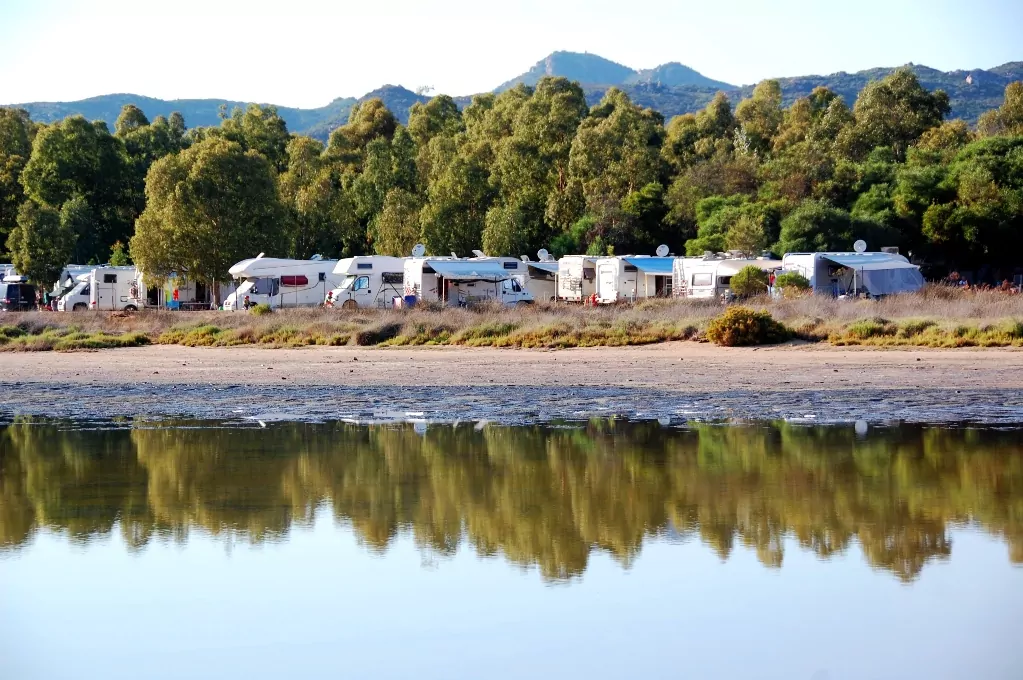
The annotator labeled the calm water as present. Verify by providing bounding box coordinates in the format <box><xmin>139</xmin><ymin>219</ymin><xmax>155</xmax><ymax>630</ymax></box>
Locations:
<box><xmin>1</xmin><ymin>419</ymin><xmax>1021</xmax><ymax>679</ymax></box>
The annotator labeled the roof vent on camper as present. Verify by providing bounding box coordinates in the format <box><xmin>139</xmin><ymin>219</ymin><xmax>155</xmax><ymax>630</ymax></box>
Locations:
<box><xmin>471</xmin><ymin>250</ymin><xmax>486</xmax><ymax>258</ymax></box>
<box><xmin>881</xmin><ymin>246</ymin><xmax>900</xmax><ymax>254</ymax></box>
<box><xmin>520</xmin><ymin>255</ymin><xmax>531</xmax><ymax>262</ymax></box>
<box><xmin>411</xmin><ymin>244</ymin><xmax>426</xmax><ymax>258</ymax></box>
<box><xmin>450</xmin><ymin>252</ymin><xmax>459</xmax><ymax>259</ymax></box>
<box><xmin>310</xmin><ymin>254</ymin><xmax>323</xmax><ymax>261</ymax></box>
<box><xmin>256</xmin><ymin>252</ymin><xmax>265</xmax><ymax>259</ymax></box>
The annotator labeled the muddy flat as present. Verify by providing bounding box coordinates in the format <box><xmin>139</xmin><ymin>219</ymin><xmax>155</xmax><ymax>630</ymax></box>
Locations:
<box><xmin>2</xmin><ymin>343</ymin><xmax>1022</xmax><ymax>391</ymax></box>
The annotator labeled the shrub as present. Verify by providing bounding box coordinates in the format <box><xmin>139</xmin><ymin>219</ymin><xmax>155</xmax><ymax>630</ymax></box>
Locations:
<box><xmin>773</xmin><ymin>272</ymin><xmax>810</xmax><ymax>291</ymax></box>
<box><xmin>353</xmin><ymin>322</ymin><xmax>403</xmax><ymax>346</ymax></box>
<box><xmin>250</xmin><ymin>303</ymin><xmax>273</xmax><ymax>316</ymax></box>
<box><xmin>845</xmin><ymin>318</ymin><xmax>897</xmax><ymax>339</ymax></box>
<box><xmin>706</xmin><ymin>306</ymin><xmax>790</xmax><ymax>346</ymax></box>
<box><xmin>730</xmin><ymin>266</ymin><xmax>771</xmax><ymax>297</ymax></box>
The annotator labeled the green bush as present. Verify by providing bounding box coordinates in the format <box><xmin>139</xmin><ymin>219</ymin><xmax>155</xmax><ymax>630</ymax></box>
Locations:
<box><xmin>730</xmin><ymin>266</ymin><xmax>771</xmax><ymax>297</ymax></box>
<box><xmin>250</xmin><ymin>303</ymin><xmax>273</xmax><ymax>316</ymax></box>
<box><xmin>706</xmin><ymin>306</ymin><xmax>791</xmax><ymax>346</ymax></box>
<box><xmin>773</xmin><ymin>272</ymin><xmax>810</xmax><ymax>291</ymax></box>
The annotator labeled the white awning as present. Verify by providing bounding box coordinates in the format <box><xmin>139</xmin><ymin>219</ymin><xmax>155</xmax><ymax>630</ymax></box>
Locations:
<box><xmin>527</xmin><ymin>262</ymin><xmax>559</xmax><ymax>274</ymax></box>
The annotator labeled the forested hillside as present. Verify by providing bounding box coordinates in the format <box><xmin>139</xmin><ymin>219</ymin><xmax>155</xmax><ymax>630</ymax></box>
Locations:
<box><xmin>11</xmin><ymin>53</ymin><xmax>1020</xmax><ymax>141</ymax></box>
<box><xmin>1</xmin><ymin>69</ymin><xmax>1022</xmax><ymax>292</ymax></box>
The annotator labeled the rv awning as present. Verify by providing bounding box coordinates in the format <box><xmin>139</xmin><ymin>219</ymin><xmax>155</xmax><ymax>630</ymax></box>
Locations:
<box><xmin>823</xmin><ymin>255</ymin><xmax>924</xmax><ymax>295</ymax></box>
<box><xmin>823</xmin><ymin>255</ymin><xmax>918</xmax><ymax>271</ymax></box>
<box><xmin>425</xmin><ymin>260</ymin><xmax>518</xmax><ymax>282</ymax></box>
<box><xmin>527</xmin><ymin>262</ymin><xmax>559</xmax><ymax>274</ymax></box>
<box><xmin>623</xmin><ymin>257</ymin><xmax>674</xmax><ymax>274</ymax></box>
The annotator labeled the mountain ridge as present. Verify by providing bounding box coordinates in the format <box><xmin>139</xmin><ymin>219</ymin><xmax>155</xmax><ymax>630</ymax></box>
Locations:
<box><xmin>7</xmin><ymin>53</ymin><xmax>1021</xmax><ymax>142</ymax></box>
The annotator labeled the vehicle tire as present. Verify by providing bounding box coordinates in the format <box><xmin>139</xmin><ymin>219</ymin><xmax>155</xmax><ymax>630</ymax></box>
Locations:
<box><xmin>72</xmin><ymin>303</ymin><xmax>87</xmax><ymax>311</ymax></box>
<box><xmin>341</xmin><ymin>299</ymin><xmax>358</xmax><ymax>310</ymax></box>
<box><xmin>123</xmin><ymin>305</ymin><xmax>138</xmax><ymax>312</ymax></box>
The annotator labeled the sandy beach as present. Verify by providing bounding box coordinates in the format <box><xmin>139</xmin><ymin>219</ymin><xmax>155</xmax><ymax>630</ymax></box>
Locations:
<box><xmin>2</xmin><ymin>343</ymin><xmax>1022</xmax><ymax>392</ymax></box>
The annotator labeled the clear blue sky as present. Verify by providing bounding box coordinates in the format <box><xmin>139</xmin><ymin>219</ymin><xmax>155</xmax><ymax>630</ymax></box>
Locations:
<box><xmin>1</xmin><ymin>0</ymin><xmax>1020</xmax><ymax>107</ymax></box>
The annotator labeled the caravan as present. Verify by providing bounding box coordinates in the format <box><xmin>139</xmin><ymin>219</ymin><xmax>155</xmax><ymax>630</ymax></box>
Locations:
<box><xmin>781</xmin><ymin>251</ymin><xmax>924</xmax><ymax>297</ymax></box>
<box><xmin>223</xmin><ymin>255</ymin><xmax>342</xmax><ymax>310</ymax></box>
<box><xmin>326</xmin><ymin>256</ymin><xmax>407</xmax><ymax>309</ymax></box>
<box><xmin>594</xmin><ymin>254</ymin><xmax>675</xmax><ymax>304</ymax></box>
<box><xmin>403</xmin><ymin>254</ymin><xmax>533</xmax><ymax>306</ymax></box>
<box><xmin>557</xmin><ymin>255</ymin><xmax>599</xmax><ymax>303</ymax></box>
<box><xmin>88</xmin><ymin>266</ymin><xmax>146</xmax><ymax>311</ymax></box>
<box><xmin>673</xmin><ymin>256</ymin><xmax>782</xmax><ymax>299</ymax></box>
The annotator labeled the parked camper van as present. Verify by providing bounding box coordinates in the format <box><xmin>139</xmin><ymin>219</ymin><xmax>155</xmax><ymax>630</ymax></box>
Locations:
<box><xmin>89</xmin><ymin>266</ymin><xmax>146</xmax><ymax>311</ymax></box>
<box><xmin>594</xmin><ymin>256</ymin><xmax>675</xmax><ymax>304</ymax></box>
<box><xmin>223</xmin><ymin>255</ymin><xmax>342</xmax><ymax>310</ymax></box>
<box><xmin>781</xmin><ymin>252</ymin><xmax>924</xmax><ymax>297</ymax></box>
<box><xmin>56</xmin><ymin>274</ymin><xmax>92</xmax><ymax>311</ymax></box>
<box><xmin>557</xmin><ymin>255</ymin><xmax>599</xmax><ymax>302</ymax></box>
<box><xmin>403</xmin><ymin>256</ymin><xmax>533</xmax><ymax>306</ymax></box>
<box><xmin>326</xmin><ymin>256</ymin><xmax>407</xmax><ymax>309</ymax></box>
<box><xmin>672</xmin><ymin>256</ymin><xmax>781</xmax><ymax>299</ymax></box>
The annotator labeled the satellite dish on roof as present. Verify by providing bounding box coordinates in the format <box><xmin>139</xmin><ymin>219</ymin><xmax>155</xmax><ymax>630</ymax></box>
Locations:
<box><xmin>537</xmin><ymin>248</ymin><xmax>550</xmax><ymax>261</ymax></box>
<box><xmin>411</xmin><ymin>243</ymin><xmax>426</xmax><ymax>258</ymax></box>
<box><xmin>853</xmin><ymin>240</ymin><xmax>867</xmax><ymax>253</ymax></box>
<box><xmin>656</xmin><ymin>244</ymin><xmax>669</xmax><ymax>257</ymax></box>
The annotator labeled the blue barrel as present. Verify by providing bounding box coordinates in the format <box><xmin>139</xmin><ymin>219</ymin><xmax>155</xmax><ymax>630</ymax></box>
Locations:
<box><xmin>403</xmin><ymin>295</ymin><xmax>417</xmax><ymax>308</ymax></box>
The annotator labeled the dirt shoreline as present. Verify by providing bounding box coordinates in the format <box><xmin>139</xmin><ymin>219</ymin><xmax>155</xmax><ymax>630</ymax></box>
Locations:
<box><xmin>2</xmin><ymin>342</ymin><xmax>1022</xmax><ymax>391</ymax></box>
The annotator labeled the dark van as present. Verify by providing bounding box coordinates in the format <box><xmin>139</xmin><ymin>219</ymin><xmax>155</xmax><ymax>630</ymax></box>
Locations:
<box><xmin>0</xmin><ymin>282</ymin><xmax>37</xmax><ymax>311</ymax></box>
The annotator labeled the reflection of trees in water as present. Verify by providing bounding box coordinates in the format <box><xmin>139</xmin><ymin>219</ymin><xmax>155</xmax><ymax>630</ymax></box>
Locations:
<box><xmin>1</xmin><ymin>418</ymin><xmax>1021</xmax><ymax>581</ymax></box>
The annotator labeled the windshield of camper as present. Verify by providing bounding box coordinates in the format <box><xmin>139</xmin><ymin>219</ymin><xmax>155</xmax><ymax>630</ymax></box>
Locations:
<box><xmin>68</xmin><ymin>280</ymin><xmax>89</xmax><ymax>297</ymax></box>
<box><xmin>236</xmin><ymin>280</ymin><xmax>255</xmax><ymax>296</ymax></box>
<box><xmin>339</xmin><ymin>275</ymin><xmax>357</xmax><ymax>290</ymax></box>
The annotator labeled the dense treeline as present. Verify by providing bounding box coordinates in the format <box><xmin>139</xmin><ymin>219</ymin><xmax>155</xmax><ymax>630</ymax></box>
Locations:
<box><xmin>1</xmin><ymin>70</ymin><xmax>1022</xmax><ymax>292</ymax></box>
<box><xmin>1</xmin><ymin>420</ymin><xmax>1020</xmax><ymax>581</ymax></box>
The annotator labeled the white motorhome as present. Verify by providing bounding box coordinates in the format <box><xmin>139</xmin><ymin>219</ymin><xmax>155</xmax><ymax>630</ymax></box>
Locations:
<box><xmin>403</xmin><ymin>256</ymin><xmax>534</xmax><ymax>306</ymax></box>
<box><xmin>781</xmin><ymin>252</ymin><xmax>924</xmax><ymax>297</ymax></box>
<box><xmin>89</xmin><ymin>266</ymin><xmax>146</xmax><ymax>311</ymax></box>
<box><xmin>594</xmin><ymin>256</ymin><xmax>675</xmax><ymax>304</ymax></box>
<box><xmin>557</xmin><ymin>255</ymin><xmax>599</xmax><ymax>303</ymax></box>
<box><xmin>223</xmin><ymin>255</ymin><xmax>342</xmax><ymax>310</ymax></box>
<box><xmin>672</xmin><ymin>256</ymin><xmax>782</xmax><ymax>299</ymax></box>
<box><xmin>325</xmin><ymin>256</ymin><xmax>407</xmax><ymax>309</ymax></box>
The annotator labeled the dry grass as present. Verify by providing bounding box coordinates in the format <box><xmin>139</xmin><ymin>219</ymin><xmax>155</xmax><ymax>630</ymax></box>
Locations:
<box><xmin>2</xmin><ymin>286</ymin><xmax>1023</xmax><ymax>350</ymax></box>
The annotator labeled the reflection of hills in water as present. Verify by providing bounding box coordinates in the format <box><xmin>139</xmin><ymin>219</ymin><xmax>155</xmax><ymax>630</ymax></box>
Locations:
<box><xmin>1</xmin><ymin>420</ymin><xmax>1021</xmax><ymax>581</ymax></box>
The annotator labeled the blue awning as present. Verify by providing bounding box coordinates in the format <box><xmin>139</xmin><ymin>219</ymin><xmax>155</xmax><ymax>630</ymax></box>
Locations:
<box><xmin>623</xmin><ymin>257</ymin><xmax>674</xmax><ymax>274</ymax></box>
<box><xmin>424</xmin><ymin>260</ymin><xmax>519</xmax><ymax>282</ymax></box>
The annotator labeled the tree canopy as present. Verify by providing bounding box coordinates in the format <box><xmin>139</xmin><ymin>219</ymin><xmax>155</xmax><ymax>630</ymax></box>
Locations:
<box><xmin>2</xmin><ymin>69</ymin><xmax>1023</xmax><ymax>285</ymax></box>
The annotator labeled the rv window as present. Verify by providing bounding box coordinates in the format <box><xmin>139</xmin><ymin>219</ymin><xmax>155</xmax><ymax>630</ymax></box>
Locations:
<box><xmin>583</xmin><ymin>267</ymin><xmax>596</xmax><ymax>281</ymax></box>
<box><xmin>103</xmin><ymin>274</ymin><xmax>117</xmax><ymax>284</ymax></box>
<box><xmin>357</xmin><ymin>263</ymin><xmax>372</xmax><ymax>270</ymax></box>
<box><xmin>718</xmin><ymin>276</ymin><xmax>732</xmax><ymax>286</ymax></box>
<box><xmin>624</xmin><ymin>265</ymin><xmax>638</xmax><ymax>273</ymax></box>
<box><xmin>511</xmin><ymin>279</ymin><xmax>522</xmax><ymax>292</ymax></box>
<box><xmin>280</xmin><ymin>275</ymin><xmax>309</xmax><ymax>286</ymax></box>
<box><xmin>502</xmin><ymin>261</ymin><xmax>518</xmax><ymax>270</ymax></box>
<box><xmin>339</xmin><ymin>275</ymin><xmax>356</xmax><ymax>290</ymax></box>
<box><xmin>692</xmin><ymin>273</ymin><xmax>713</xmax><ymax>287</ymax></box>
<box><xmin>353</xmin><ymin>276</ymin><xmax>370</xmax><ymax>291</ymax></box>
<box><xmin>381</xmin><ymin>272</ymin><xmax>404</xmax><ymax>285</ymax></box>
